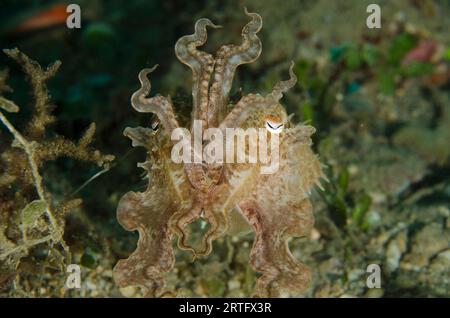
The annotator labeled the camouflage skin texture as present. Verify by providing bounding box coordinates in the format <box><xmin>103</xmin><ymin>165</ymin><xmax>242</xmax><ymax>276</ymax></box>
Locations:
<box><xmin>113</xmin><ymin>9</ymin><xmax>324</xmax><ymax>297</ymax></box>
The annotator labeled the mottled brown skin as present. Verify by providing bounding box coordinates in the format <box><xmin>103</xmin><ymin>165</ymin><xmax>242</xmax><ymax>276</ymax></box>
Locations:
<box><xmin>113</xmin><ymin>9</ymin><xmax>324</xmax><ymax>297</ymax></box>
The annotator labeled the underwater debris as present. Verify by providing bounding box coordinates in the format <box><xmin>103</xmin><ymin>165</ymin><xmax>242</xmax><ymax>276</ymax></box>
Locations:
<box><xmin>113</xmin><ymin>9</ymin><xmax>324</xmax><ymax>297</ymax></box>
<box><xmin>402</xmin><ymin>39</ymin><xmax>437</xmax><ymax>65</ymax></box>
<box><xmin>0</xmin><ymin>49</ymin><xmax>114</xmax><ymax>292</ymax></box>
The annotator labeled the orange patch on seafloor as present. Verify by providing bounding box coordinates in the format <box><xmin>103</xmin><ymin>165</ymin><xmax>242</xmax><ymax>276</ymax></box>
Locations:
<box><xmin>9</xmin><ymin>4</ymin><xmax>69</xmax><ymax>34</ymax></box>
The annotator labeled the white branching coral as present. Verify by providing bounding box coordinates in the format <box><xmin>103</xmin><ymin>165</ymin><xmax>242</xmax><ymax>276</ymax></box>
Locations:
<box><xmin>0</xmin><ymin>49</ymin><xmax>114</xmax><ymax>288</ymax></box>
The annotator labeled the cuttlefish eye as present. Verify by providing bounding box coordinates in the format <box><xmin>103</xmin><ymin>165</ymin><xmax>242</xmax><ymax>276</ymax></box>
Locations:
<box><xmin>265</xmin><ymin>115</ymin><xmax>284</xmax><ymax>134</ymax></box>
<box><xmin>150</xmin><ymin>118</ymin><xmax>160</xmax><ymax>132</ymax></box>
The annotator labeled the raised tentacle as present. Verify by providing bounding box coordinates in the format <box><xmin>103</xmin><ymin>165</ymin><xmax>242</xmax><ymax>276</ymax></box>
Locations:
<box><xmin>269</xmin><ymin>61</ymin><xmax>297</xmax><ymax>101</ymax></box>
<box><xmin>175</xmin><ymin>18</ymin><xmax>221</xmax><ymax>128</ymax></box>
<box><xmin>218</xmin><ymin>93</ymin><xmax>266</xmax><ymax>130</ymax></box>
<box><xmin>208</xmin><ymin>8</ymin><xmax>263</xmax><ymax>126</ymax></box>
<box><xmin>218</xmin><ymin>62</ymin><xmax>296</xmax><ymax>130</ymax></box>
<box><xmin>131</xmin><ymin>66</ymin><xmax>179</xmax><ymax>132</ymax></box>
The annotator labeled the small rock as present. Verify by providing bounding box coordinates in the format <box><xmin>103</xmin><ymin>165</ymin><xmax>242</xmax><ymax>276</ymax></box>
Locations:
<box><xmin>119</xmin><ymin>286</ymin><xmax>139</xmax><ymax>297</ymax></box>
<box><xmin>310</xmin><ymin>228</ymin><xmax>321</xmax><ymax>241</ymax></box>
<box><xmin>401</xmin><ymin>223</ymin><xmax>449</xmax><ymax>268</ymax></box>
<box><xmin>365</xmin><ymin>288</ymin><xmax>384</xmax><ymax>298</ymax></box>
<box><xmin>386</xmin><ymin>230</ymin><xmax>407</xmax><ymax>272</ymax></box>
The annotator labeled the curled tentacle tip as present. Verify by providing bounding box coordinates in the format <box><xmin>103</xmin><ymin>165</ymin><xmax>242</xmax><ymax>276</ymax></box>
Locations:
<box><xmin>243</xmin><ymin>7</ymin><xmax>263</xmax><ymax>30</ymax></box>
<box><xmin>146</xmin><ymin>64</ymin><xmax>159</xmax><ymax>73</ymax></box>
<box><xmin>269</xmin><ymin>62</ymin><xmax>298</xmax><ymax>101</ymax></box>
<box><xmin>196</xmin><ymin>18</ymin><xmax>222</xmax><ymax>29</ymax></box>
<box><xmin>210</xmin><ymin>23</ymin><xmax>223</xmax><ymax>29</ymax></box>
<box><xmin>244</xmin><ymin>7</ymin><xmax>256</xmax><ymax>16</ymax></box>
<box><xmin>284</xmin><ymin>62</ymin><xmax>297</xmax><ymax>85</ymax></box>
<box><xmin>207</xmin><ymin>19</ymin><xmax>222</xmax><ymax>29</ymax></box>
<box><xmin>288</xmin><ymin>61</ymin><xmax>296</xmax><ymax>79</ymax></box>
<box><xmin>138</xmin><ymin>65</ymin><xmax>158</xmax><ymax>80</ymax></box>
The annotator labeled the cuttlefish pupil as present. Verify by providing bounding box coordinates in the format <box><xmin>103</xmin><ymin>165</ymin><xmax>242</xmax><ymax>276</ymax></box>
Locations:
<box><xmin>151</xmin><ymin>118</ymin><xmax>160</xmax><ymax>131</ymax></box>
<box><xmin>265</xmin><ymin>116</ymin><xmax>284</xmax><ymax>134</ymax></box>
